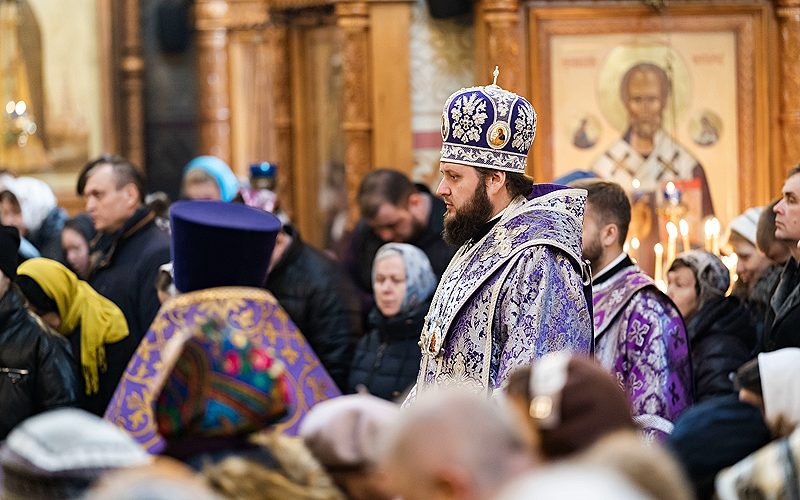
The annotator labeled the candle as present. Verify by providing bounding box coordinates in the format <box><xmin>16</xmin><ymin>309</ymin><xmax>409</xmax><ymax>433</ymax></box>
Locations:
<box><xmin>710</xmin><ymin>217</ymin><xmax>721</xmax><ymax>256</ymax></box>
<box><xmin>632</xmin><ymin>178</ymin><xmax>641</xmax><ymax>191</ymax></box>
<box><xmin>679</xmin><ymin>219</ymin><xmax>690</xmax><ymax>251</ymax></box>
<box><xmin>704</xmin><ymin>219</ymin><xmax>713</xmax><ymax>252</ymax></box>
<box><xmin>654</xmin><ymin>243</ymin><xmax>664</xmax><ymax>282</ymax></box>
<box><xmin>630</xmin><ymin>237</ymin><xmax>640</xmax><ymax>262</ymax></box>
<box><xmin>666</xmin><ymin>221</ymin><xmax>678</xmax><ymax>265</ymax></box>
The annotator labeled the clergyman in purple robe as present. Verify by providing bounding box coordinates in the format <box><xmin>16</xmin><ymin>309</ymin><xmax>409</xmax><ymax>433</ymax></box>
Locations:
<box><xmin>405</xmin><ymin>71</ymin><xmax>593</xmax><ymax>402</ymax></box>
<box><xmin>578</xmin><ymin>180</ymin><xmax>693</xmax><ymax>441</ymax></box>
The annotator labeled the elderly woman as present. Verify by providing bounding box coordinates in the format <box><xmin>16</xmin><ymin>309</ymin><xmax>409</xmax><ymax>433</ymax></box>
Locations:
<box><xmin>667</xmin><ymin>250</ymin><xmax>757</xmax><ymax>402</ymax></box>
<box><xmin>348</xmin><ymin>243</ymin><xmax>436</xmax><ymax>400</ymax></box>
<box><xmin>15</xmin><ymin>258</ymin><xmax>130</xmax><ymax>415</ymax></box>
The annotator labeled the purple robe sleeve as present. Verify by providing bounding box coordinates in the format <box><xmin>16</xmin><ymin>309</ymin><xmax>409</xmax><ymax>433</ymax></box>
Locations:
<box><xmin>494</xmin><ymin>246</ymin><xmax>593</xmax><ymax>387</ymax></box>
<box><xmin>618</xmin><ymin>289</ymin><xmax>693</xmax><ymax>441</ymax></box>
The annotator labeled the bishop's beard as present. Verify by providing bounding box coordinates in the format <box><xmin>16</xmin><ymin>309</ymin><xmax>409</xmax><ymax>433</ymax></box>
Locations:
<box><xmin>442</xmin><ymin>181</ymin><xmax>493</xmax><ymax>247</ymax></box>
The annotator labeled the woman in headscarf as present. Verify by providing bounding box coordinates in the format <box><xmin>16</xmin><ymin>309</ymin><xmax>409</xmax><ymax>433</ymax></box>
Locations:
<box><xmin>667</xmin><ymin>250</ymin><xmax>758</xmax><ymax>402</ymax></box>
<box><xmin>182</xmin><ymin>156</ymin><xmax>240</xmax><ymax>202</ymax></box>
<box><xmin>0</xmin><ymin>175</ymin><xmax>66</xmax><ymax>260</ymax></box>
<box><xmin>15</xmin><ymin>258</ymin><xmax>131</xmax><ymax>415</ymax></box>
<box><xmin>61</xmin><ymin>214</ymin><xmax>97</xmax><ymax>279</ymax></box>
<box><xmin>715</xmin><ymin>348</ymin><xmax>800</xmax><ymax>499</ymax></box>
<box><xmin>348</xmin><ymin>243</ymin><xmax>436</xmax><ymax>400</ymax></box>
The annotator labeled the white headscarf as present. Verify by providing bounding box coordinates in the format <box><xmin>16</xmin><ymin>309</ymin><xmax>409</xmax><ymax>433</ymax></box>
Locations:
<box><xmin>759</xmin><ymin>348</ymin><xmax>800</xmax><ymax>435</ymax></box>
<box><xmin>0</xmin><ymin>175</ymin><xmax>57</xmax><ymax>233</ymax></box>
<box><xmin>372</xmin><ymin>243</ymin><xmax>437</xmax><ymax>315</ymax></box>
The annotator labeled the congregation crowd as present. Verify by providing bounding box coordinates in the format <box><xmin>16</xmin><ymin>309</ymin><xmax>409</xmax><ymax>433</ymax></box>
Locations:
<box><xmin>0</xmin><ymin>77</ymin><xmax>799</xmax><ymax>499</ymax></box>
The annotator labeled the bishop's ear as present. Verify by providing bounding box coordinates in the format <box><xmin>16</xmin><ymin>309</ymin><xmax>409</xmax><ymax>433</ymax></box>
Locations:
<box><xmin>485</xmin><ymin>169</ymin><xmax>507</xmax><ymax>196</ymax></box>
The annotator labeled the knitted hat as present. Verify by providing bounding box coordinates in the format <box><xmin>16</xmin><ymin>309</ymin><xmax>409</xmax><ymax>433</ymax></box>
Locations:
<box><xmin>0</xmin><ymin>225</ymin><xmax>20</xmax><ymax>280</ymax></box>
<box><xmin>0</xmin><ymin>409</ymin><xmax>150</xmax><ymax>500</ymax></box>
<box><xmin>170</xmin><ymin>200</ymin><xmax>281</xmax><ymax>293</ymax></box>
<box><xmin>440</xmin><ymin>68</ymin><xmax>537</xmax><ymax>173</ymax></box>
<box><xmin>670</xmin><ymin>250</ymin><xmax>730</xmax><ymax>309</ymax></box>
<box><xmin>526</xmin><ymin>352</ymin><xmax>635</xmax><ymax>458</ymax></box>
<box><xmin>299</xmin><ymin>394</ymin><xmax>399</xmax><ymax>470</ymax></box>
<box><xmin>727</xmin><ymin>207</ymin><xmax>762</xmax><ymax>247</ymax></box>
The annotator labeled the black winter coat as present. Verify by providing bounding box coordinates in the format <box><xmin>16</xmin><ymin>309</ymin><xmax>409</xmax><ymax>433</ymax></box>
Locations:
<box><xmin>89</xmin><ymin>207</ymin><xmax>171</xmax><ymax>344</ymax></box>
<box><xmin>348</xmin><ymin>298</ymin><xmax>429</xmax><ymax>401</ymax></box>
<box><xmin>64</xmin><ymin>324</ymin><xmax>134</xmax><ymax>416</ymax></box>
<box><xmin>687</xmin><ymin>295</ymin><xmax>757</xmax><ymax>402</ymax></box>
<box><xmin>0</xmin><ymin>287</ymin><xmax>78</xmax><ymax>438</ymax></box>
<box><xmin>762</xmin><ymin>258</ymin><xmax>800</xmax><ymax>352</ymax></box>
<box><xmin>265</xmin><ymin>227</ymin><xmax>362</xmax><ymax>391</ymax></box>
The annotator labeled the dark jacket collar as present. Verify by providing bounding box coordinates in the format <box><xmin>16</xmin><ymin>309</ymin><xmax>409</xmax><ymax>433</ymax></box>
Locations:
<box><xmin>268</xmin><ymin>225</ymin><xmax>303</xmax><ymax>276</ymax></box>
<box><xmin>89</xmin><ymin>206</ymin><xmax>155</xmax><ymax>278</ymax></box>
<box><xmin>593</xmin><ymin>254</ymin><xmax>635</xmax><ymax>286</ymax></box>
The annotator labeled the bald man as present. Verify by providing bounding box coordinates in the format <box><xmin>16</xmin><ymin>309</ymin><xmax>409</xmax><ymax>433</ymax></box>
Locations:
<box><xmin>381</xmin><ymin>390</ymin><xmax>533</xmax><ymax>500</ymax></box>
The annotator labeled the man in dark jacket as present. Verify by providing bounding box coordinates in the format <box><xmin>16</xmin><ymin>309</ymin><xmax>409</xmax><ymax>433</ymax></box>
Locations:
<box><xmin>266</xmin><ymin>225</ymin><xmax>362</xmax><ymax>391</ymax></box>
<box><xmin>763</xmin><ymin>165</ymin><xmax>800</xmax><ymax>351</ymax></box>
<box><xmin>80</xmin><ymin>155</ymin><xmax>171</xmax><ymax>344</ymax></box>
<box><xmin>342</xmin><ymin>169</ymin><xmax>455</xmax><ymax>312</ymax></box>
<box><xmin>0</xmin><ymin>225</ymin><xmax>78</xmax><ymax>438</ymax></box>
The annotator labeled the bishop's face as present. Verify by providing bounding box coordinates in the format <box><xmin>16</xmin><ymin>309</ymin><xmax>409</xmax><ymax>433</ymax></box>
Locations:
<box><xmin>436</xmin><ymin>162</ymin><xmax>492</xmax><ymax>247</ymax></box>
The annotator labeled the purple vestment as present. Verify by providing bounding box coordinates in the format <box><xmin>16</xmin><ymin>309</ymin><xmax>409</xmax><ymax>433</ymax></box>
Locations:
<box><xmin>406</xmin><ymin>186</ymin><xmax>593</xmax><ymax>400</ymax></box>
<box><xmin>593</xmin><ymin>264</ymin><xmax>693</xmax><ymax>440</ymax></box>
<box><xmin>104</xmin><ymin>287</ymin><xmax>341</xmax><ymax>453</ymax></box>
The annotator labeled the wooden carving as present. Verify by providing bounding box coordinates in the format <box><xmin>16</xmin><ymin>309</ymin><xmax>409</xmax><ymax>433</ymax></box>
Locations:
<box><xmin>195</xmin><ymin>0</ymin><xmax>232</xmax><ymax>164</ymax></box>
<box><xmin>336</xmin><ymin>1</ymin><xmax>372</xmax><ymax>225</ymax></box>
<box><xmin>479</xmin><ymin>0</ymin><xmax>525</xmax><ymax>94</ymax></box>
<box><xmin>121</xmin><ymin>0</ymin><xmax>145</xmax><ymax>168</ymax></box>
<box><xmin>267</xmin><ymin>23</ymin><xmax>295</xmax><ymax>218</ymax></box>
<box><xmin>775</xmin><ymin>0</ymin><xmax>800</xmax><ymax>172</ymax></box>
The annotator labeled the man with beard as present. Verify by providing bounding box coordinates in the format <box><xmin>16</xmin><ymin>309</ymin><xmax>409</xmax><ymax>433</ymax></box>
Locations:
<box><xmin>579</xmin><ymin>180</ymin><xmax>692</xmax><ymax>440</ymax></box>
<box><xmin>592</xmin><ymin>63</ymin><xmax>713</xmax><ymax>215</ymax></box>
<box><xmin>405</xmin><ymin>71</ymin><xmax>593</xmax><ymax>400</ymax></box>
<box><xmin>344</xmin><ymin>169</ymin><xmax>456</xmax><ymax>314</ymax></box>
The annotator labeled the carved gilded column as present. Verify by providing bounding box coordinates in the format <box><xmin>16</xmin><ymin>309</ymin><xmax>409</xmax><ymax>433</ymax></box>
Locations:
<box><xmin>336</xmin><ymin>1</ymin><xmax>372</xmax><ymax>225</ymax></box>
<box><xmin>195</xmin><ymin>0</ymin><xmax>232</xmax><ymax>164</ymax></box>
<box><xmin>268</xmin><ymin>22</ymin><xmax>295</xmax><ymax>218</ymax></box>
<box><xmin>121</xmin><ymin>0</ymin><xmax>145</xmax><ymax>168</ymax></box>
<box><xmin>479</xmin><ymin>0</ymin><xmax>524</xmax><ymax>94</ymax></box>
<box><xmin>775</xmin><ymin>0</ymin><xmax>800</xmax><ymax>171</ymax></box>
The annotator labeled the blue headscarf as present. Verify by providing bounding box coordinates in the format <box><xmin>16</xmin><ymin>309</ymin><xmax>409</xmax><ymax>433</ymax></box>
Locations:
<box><xmin>184</xmin><ymin>156</ymin><xmax>240</xmax><ymax>202</ymax></box>
<box><xmin>372</xmin><ymin>243</ymin><xmax>437</xmax><ymax>315</ymax></box>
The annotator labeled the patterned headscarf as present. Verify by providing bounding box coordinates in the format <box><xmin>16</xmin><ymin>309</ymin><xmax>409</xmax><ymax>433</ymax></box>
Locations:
<box><xmin>105</xmin><ymin>287</ymin><xmax>341</xmax><ymax>453</ymax></box>
<box><xmin>670</xmin><ymin>250</ymin><xmax>730</xmax><ymax>309</ymax></box>
<box><xmin>372</xmin><ymin>243</ymin><xmax>437</xmax><ymax>315</ymax></box>
<box><xmin>155</xmin><ymin>319</ymin><xmax>291</xmax><ymax>440</ymax></box>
